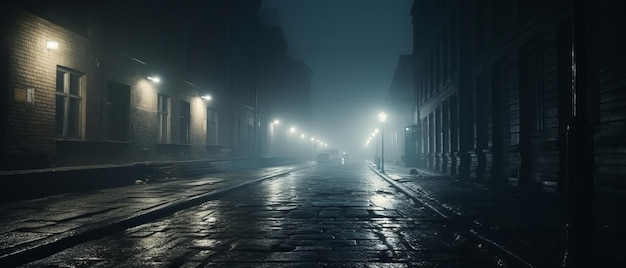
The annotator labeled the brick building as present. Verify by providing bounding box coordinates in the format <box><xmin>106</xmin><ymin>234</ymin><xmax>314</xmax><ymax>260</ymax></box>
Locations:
<box><xmin>399</xmin><ymin>0</ymin><xmax>626</xmax><ymax>196</ymax></box>
<box><xmin>0</xmin><ymin>1</ymin><xmax>310</xmax><ymax>170</ymax></box>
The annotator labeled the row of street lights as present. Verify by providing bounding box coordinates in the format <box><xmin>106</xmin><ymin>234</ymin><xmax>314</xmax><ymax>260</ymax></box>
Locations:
<box><xmin>365</xmin><ymin>112</ymin><xmax>387</xmax><ymax>173</ymax></box>
<box><xmin>268</xmin><ymin>119</ymin><xmax>329</xmax><ymax>158</ymax></box>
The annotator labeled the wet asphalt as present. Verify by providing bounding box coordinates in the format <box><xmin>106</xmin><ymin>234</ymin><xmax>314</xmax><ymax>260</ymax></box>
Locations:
<box><xmin>6</xmin><ymin>160</ymin><xmax>515</xmax><ymax>267</ymax></box>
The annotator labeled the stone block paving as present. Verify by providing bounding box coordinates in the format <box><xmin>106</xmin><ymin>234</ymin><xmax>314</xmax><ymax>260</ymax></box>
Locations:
<box><xmin>379</xmin><ymin>164</ymin><xmax>626</xmax><ymax>267</ymax></box>
<box><xmin>0</xmin><ymin>165</ymin><xmax>305</xmax><ymax>266</ymax></box>
<box><xmin>24</xmin><ymin>162</ymin><xmax>509</xmax><ymax>267</ymax></box>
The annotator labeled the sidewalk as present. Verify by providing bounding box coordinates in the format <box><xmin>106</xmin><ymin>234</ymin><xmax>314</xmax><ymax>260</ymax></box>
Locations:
<box><xmin>0</xmin><ymin>163</ymin><xmax>312</xmax><ymax>267</ymax></box>
<box><xmin>0</xmin><ymin>157</ymin><xmax>299</xmax><ymax>203</ymax></box>
<box><xmin>376</xmin><ymin>163</ymin><xmax>625</xmax><ymax>267</ymax></box>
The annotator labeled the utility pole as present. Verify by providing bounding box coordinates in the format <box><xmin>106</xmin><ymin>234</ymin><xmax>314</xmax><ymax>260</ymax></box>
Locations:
<box><xmin>563</xmin><ymin>0</ymin><xmax>594</xmax><ymax>266</ymax></box>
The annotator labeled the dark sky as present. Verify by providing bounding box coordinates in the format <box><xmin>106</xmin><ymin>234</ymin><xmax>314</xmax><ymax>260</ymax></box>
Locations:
<box><xmin>260</xmin><ymin>0</ymin><xmax>413</xmax><ymax>156</ymax></box>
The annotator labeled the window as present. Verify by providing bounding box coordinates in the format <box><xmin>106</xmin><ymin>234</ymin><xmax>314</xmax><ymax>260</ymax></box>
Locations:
<box><xmin>180</xmin><ymin>101</ymin><xmax>190</xmax><ymax>144</ymax></box>
<box><xmin>529</xmin><ymin>47</ymin><xmax>545</xmax><ymax>132</ymax></box>
<box><xmin>157</xmin><ymin>94</ymin><xmax>170</xmax><ymax>143</ymax></box>
<box><xmin>521</xmin><ymin>38</ymin><xmax>545</xmax><ymax>133</ymax></box>
<box><xmin>105</xmin><ymin>82</ymin><xmax>130</xmax><ymax>141</ymax></box>
<box><xmin>55</xmin><ymin>67</ymin><xmax>83</xmax><ymax>138</ymax></box>
<box><xmin>207</xmin><ymin>108</ymin><xmax>218</xmax><ymax>145</ymax></box>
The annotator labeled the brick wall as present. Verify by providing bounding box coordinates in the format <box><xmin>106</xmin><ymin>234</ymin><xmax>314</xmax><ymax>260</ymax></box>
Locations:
<box><xmin>1</xmin><ymin>7</ymin><xmax>254</xmax><ymax>168</ymax></box>
<box><xmin>3</xmin><ymin>8</ymin><xmax>93</xmax><ymax>167</ymax></box>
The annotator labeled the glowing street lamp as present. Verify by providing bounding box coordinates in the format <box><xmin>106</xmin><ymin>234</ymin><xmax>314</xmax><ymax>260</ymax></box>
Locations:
<box><xmin>147</xmin><ymin>76</ymin><xmax>161</xmax><ymax>83</ymax></box>
<box><xmin>46</xmin><ymin>40</ymin><xmax>59</xmax><ymax>50</ymax></box>
<box><xmin>379</xmin><ymin>112</ymin><xmax>387</xmax><ymax>173</ymax></box>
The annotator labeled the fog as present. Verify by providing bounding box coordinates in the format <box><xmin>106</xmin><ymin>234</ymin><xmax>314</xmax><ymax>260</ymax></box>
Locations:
<box><xmin>260</xmin><ymin>0</ymin><xmax>413</xmax><ymax>159</ymax></box>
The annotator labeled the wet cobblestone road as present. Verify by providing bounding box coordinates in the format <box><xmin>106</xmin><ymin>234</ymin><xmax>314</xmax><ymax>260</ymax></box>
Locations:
<box><xmin>23</xmin><ymin>162</ymin><xmax>508</xmax><ymax>267</ymax></box>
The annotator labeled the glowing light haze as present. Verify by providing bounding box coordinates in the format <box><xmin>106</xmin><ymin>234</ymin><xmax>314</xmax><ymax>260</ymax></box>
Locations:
<box><xmin>260</xmin><ymin>0</ymin><xmax>413</xmax><ymax>158</ymax></box>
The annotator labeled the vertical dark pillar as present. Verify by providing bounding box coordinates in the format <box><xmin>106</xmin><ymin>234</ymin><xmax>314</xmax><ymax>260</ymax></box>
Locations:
<box><xmin>427</xmin><ymin>111</ymin><xmax>436</xmax><ymax>170</ymax></box>
<box><xmin>435</xmin><ymin>107</ymin><xmax>442</xmax><ymax>171</ymax></box>
<box><xmin>563</xmin><ymin>0</ymin><xmax>594</xmax><ymax>266</ymax></box>
<box><xmin>422</xmin><ymin>117</ymin><xmax>428</xmax><ymax>168</ymax></box>
<box><xmin>442</xmin><ymin>100</ymin><xmax>450</xmax><ymax>174</ymax></box>
<box><xmin>475</xmin><ymin>73</ymin><xmax>488</xmax><ymax>180</ymax></box>
<box><xmin>457</xmin><ymin>0</ymin><xmax>473</xmax><ymax>179</ymax></box>
<box><xmin>0</xmin><ymin>46</ymin><xmax>7</xmax><ymax>170</ymax></box>
<box><xmin>491</xmin><ymin>60</ymin><xmax>511</xmax><ymax>184</ymax></box>
<box><xmin>415</xmin><ymin>111</ymin><xmax>422</xmax><ymax>168</ymax></box>
<box><xmin>450</xmin><ymin>94</ymin><xmax>459</xmax><ymax>176</ymax></box>
<box><xmin>557</xmin><ymin>17</ymin><xmax>573</xmax><ymax>194</ymax></box>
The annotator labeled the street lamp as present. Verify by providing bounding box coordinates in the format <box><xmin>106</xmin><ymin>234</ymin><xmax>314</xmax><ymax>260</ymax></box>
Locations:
<box><xmin>379</xmin><ymin>112</ymin><xmax>387</xmax><ymax>173</ymax></box>
<box><xmin>147</xmin><ymin>76</ymin><xmax>161</xmax><ymax>83</ymax></box>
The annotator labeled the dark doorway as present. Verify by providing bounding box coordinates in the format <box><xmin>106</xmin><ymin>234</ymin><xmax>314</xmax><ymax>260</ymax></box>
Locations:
<box><xmin>105</xmin><ymin>82</ymin><xmax>130</xmax><ymax>141</ymax></box>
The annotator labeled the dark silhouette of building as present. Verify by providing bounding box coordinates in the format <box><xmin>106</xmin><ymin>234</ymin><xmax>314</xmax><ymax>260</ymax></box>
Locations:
<box><xmin>405</xmin><ymin>0</ymin><xmax>626</xmax><ymax>191</ymax></box>
<box><xmin>386</xmin><ymin>55</ymin><xmax>415</xmax><ymax>165</ymax></box>
<box><xmin>391</xmin><ymin>0</ymin><xmax>626</xmax><ymax>265</ymax></box>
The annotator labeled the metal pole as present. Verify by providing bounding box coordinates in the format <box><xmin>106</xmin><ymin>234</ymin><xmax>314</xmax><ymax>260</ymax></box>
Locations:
<box><xmin>381</xmin><ymin>125</ymin><xmax>385</xmax><ymax>173</ymax></box>
<box><xmin>376</xmin><ymin>135</ymin><xmax>379</xmax><ymax>166</ymax></box>
<box><xmin>563</xmin><ymin>0</ymin><xmax>594</xmax><ymax>266</ymax></box>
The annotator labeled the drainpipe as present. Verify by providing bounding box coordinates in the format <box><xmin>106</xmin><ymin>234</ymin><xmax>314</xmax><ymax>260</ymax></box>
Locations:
<box><xmin>562</xmin><ymin>0</ymin><xmax>594</xmax><ymax>266</ymax></box>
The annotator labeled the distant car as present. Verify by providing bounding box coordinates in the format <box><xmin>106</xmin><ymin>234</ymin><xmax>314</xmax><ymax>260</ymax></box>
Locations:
<box><xmin>342</xmin><ymin>152</ymin><xmax>349</xmax><ymax>159</ymax></box>
<box><xmin>316</xmin><ymin>152</ymin><xmax>332</xmax><ymax>163</ymax></box>
<box><xmin>328</xmin><ymin>149</ymin><xmax>341</xmax><ymax>161</ymax></box>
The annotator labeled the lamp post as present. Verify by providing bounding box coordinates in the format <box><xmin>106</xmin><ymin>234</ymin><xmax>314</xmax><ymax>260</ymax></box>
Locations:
<box><xmin>269</xmin><ymin>120</ymin><xmax>279</xmax><ymax>156</ymax></box>
<box><xmin>379</xmin><ymin>112</ymin><xmax>387</xmax><ymax>173</ymax></box>
<box><xmin>372</xmin><ymin>130</ymin><xmax>379</xmax><ymax>166</ymax></box>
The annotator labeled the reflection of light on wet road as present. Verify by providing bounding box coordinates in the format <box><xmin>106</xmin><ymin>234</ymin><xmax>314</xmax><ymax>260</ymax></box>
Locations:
<box><xmin>370</xmin><ymin>193</ymin><xmax>394</xmax><ymax>209</ymax></box>
<box><xmin>188</xmin><ymin>203</ymin><xmax>223</xmax><ymax>238</ymax></box>
<box><xmin>263</xmin><ymin>173</ymin><xmax>299</xmax><ymax>207</ymax></box>
<box><xmin>193</xmin><ymin>238</ymin><xmax>218</xmax><ymax>249</ymax></box>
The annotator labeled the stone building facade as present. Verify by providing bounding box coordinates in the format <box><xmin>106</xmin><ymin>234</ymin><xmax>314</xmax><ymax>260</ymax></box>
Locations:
<box><xmin>403</xmin><ymin>0</ymin><xmax>626</xmax><ymax>195</ymax></box>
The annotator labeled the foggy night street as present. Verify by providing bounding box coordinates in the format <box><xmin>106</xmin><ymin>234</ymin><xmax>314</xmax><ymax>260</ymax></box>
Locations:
<box><xmin>5</xmin><ymin>161</ymin><xmax>513</xmax><ymax>267</ymax></box>
<box><xmin>2</xmin><ymin>0</ymin><xmax>626</xmax><ymax>267</ymax></box>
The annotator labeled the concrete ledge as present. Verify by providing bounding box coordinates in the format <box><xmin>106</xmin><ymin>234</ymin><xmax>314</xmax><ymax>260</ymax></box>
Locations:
<box><xmin>0</xmin><ymin>157</ymin><xmax>299</xmax><ymax>203</ymax></box>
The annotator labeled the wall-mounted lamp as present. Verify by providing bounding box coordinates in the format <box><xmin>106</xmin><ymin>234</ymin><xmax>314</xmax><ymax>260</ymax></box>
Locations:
<box><xmin>147</xmin><ymin>76</ymin><xmax>161</xmax><ymax>83</ymax></box>
<box><xmin>201</xmin><ymin>95</ymin><xmax>212</xmax><ymax>101</ymax></box>
<box><xmin>46</xmin><ymin>40</ymin><xmax>58</xmax><ymax>50</ymax></box>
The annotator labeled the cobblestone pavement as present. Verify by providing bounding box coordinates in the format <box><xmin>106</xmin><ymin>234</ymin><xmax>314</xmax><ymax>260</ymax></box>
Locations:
<box><xmin>23</xmin><ymin>161</ymin><xmax>512</xmax><ymax>267</ymax></box>
<box><xmin>0</xmin><ymin>164</ymin><xmax>310</xmax><ymax>267</ymax></box>
<box><xmin>378</xmin><ymin>164</ymin><xmax>626</xmax><ymax>267</ymax></box>
<box><xmin>377</xmin><ymin>164</ymin><xmax>562</xmax><ymax>267</ymax></box>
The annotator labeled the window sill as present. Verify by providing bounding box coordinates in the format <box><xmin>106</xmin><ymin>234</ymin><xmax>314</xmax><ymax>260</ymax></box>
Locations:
<box><xmin>56</xmin><ymin>139</ymin><xmax>131</xmax><ymax>145</ymax></box>
<box><xmin>156</xmin><ymin>143</ymin><xmax>191</xmax><ymax>147</ymax></box>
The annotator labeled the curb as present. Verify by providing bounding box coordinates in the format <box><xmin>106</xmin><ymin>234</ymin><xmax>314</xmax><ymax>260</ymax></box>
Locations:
<box><xmin>366</xmin><ymin>162</ymin><xmax>533</xmax><ymax>268</ymax></box>
<box><xmin>0</xmin><ymin>164</ymin><xmax>312</xmax><ymax>267</ymax></box>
